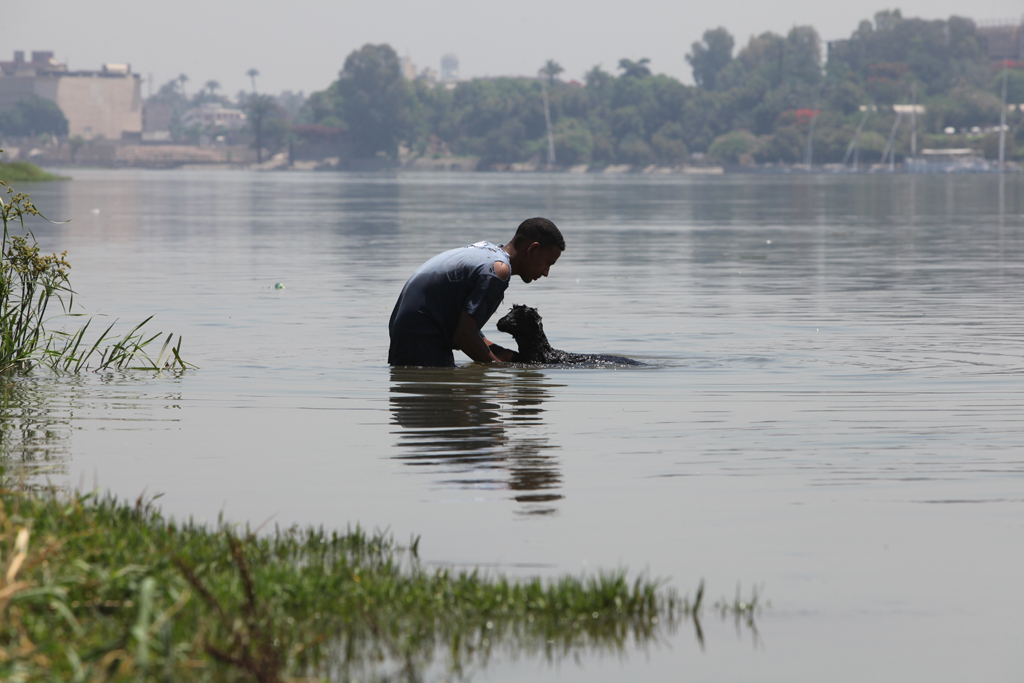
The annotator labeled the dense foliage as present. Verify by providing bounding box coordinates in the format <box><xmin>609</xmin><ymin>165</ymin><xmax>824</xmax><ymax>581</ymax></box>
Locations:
<box><xmin>146</xmin><ymin>76</ymin><xmax>290</xmax><ymax>160</ymax></box>
<box><xmin>241</xmin><ymin>94</ymin><xmax>286</xmax><ymax>163</ymax></box>
<box><xmin>298</xmin><ymin>10</ymin><xmax>1021</xmax><ymax>165</ymax></box>
<box><xmin>0</xmin><ymin>96</ymin><xmax>69</xmax><ymax>138</ymax></box>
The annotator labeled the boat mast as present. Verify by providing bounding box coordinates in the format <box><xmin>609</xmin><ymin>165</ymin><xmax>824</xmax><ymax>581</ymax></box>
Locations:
<box><xmin>910</xmin><ymin>84</ymin><xmax>917</xmax><ymax>160</ymax></box>
<box><xmin>804</xmin><ymin>109</ymin><xmax>819</xmax><ymax>170</ymax></box>
<box><xmin>844</xmin><ymin>108</ymin><xmax>871</xmax><ymax>170</ymax></box>
<box><xmin>804</xmin><ymin>90</ymin><xmax>822</xmax><ymax>170</ymax></box>
<box><xmin>881</xmin><ymin>110</ymin><xmax>903</xmax><ymax>172</ymax></box>
<box><xmin>541</xmin><ymin>78</ymin><xmax>556</xmax><ymax>167</ymax></box>
<box><xmin>999</xmin><ymin>65</ymin><xmax>1008</xmax><ymax>173</ymax></box>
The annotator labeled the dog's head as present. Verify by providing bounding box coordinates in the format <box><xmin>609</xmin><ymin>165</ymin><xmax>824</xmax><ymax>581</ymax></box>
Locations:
<box><xmin>496</xmin><ymin>304</ymin><xmax>543</xmax><ymax>341</ymax></box>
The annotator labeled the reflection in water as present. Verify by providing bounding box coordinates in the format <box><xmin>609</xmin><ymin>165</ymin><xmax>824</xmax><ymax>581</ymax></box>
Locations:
<box><xmin>0</xmin><ymin>373</ymin><xmax>185</xmax><ymax>490</ymax></box>
<box><xmin>302</xmin><ymin>576</ymin><xmax>760</xmax><ymax>683</ymax></box>
<box><xmin>389</xmin><ymin>367</ymin><xmax>562</xmax><ymax>515</ymax></box>
<box><xmin>0</xmin><ymin>376</ymin><xmax>73</xmax><ymax>487</ymax></box>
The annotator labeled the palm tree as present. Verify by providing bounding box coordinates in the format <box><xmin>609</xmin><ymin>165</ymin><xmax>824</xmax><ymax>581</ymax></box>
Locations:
<box><xmin>538</xmin><ymin>61</ymin><xmax>562</xmax><ymax>166</ymax></box>
<box><xmin>585</xmin><ymin>65</ymin><xmax>612</xmax><ymax>90</ymax></box>
<box><xmin>205</xmin><ymin>80</ymin><xmax>220</xmax><ymax>97</ymax></box>
<box><xmin>617</xmin><ymin>58</ymin><xmax>651</xmax><ymax>79</ymax></box>
<box><xmin>243</xmin><ymin>93</ymin><xmax>277</xmax><ymax>163</ymax></box>
<box><xmin>540</xmin><ymin>59</ymin><xmax>563</xmax><ymax>85</ymax></box>
<box><xmin>177</xmin><ymin>73</ymin><xmax>189</xmax><ymax>99</ymax></box>
<box><xmin>247</xmin><ymin>69</ymin><xmax>260</xmax><ymax>94</ymax></box>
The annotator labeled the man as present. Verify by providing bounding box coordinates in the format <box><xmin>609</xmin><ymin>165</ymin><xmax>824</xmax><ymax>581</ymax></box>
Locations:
<box><xmin>388</xmin><ymin>217</ymin><xmax>564</xmax><ymax>366</ymax></box>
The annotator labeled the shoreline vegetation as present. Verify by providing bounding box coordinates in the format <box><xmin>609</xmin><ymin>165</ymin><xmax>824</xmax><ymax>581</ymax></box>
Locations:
<box><xmin>0</xmin><ymin>485</ymin><xmax>761</xmax><ymax>681</ymax></box>
<box><xmin>28</xmin><ymin>149</ymin><xmax>1023</xmax><ymax>174</ymax></box>
<box><xmin>1</xmin><ymin>159</ymin><xmax>186</xmax><ymax>374</ymax></box>
<box><xmin>0</xmin><ymin>161</ymin><xmax>68</xmax><ymax>183</ymax></box>
<box><xmin>5</xmin><ymin>10</ymin><xmax>1021</xmax><ymax>175</ymax></box>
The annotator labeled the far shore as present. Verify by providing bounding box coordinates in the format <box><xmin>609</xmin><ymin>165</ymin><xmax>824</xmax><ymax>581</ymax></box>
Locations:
<box><xmin>36</xmin><ymin>158</ymin><xmax>1023</xmax><ymax>175</ymax></box>
<box><xmin>13</xmin><ymin>142</ymin><xmax>1021</xmax><ymax>176</ymax></box>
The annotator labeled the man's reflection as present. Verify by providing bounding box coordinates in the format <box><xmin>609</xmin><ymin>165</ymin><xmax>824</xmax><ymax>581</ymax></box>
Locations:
<box><xmin>389</xmin><ymin>367</ymin><xmax>562</xmax><ymax>515</ymax></box>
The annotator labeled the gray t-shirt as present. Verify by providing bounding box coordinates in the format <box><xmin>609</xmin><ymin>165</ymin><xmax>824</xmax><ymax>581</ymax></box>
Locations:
<box><xmin>388</xmin><ymin>242</ymin><xmax>511</xmax><ymax>365</ymax></box>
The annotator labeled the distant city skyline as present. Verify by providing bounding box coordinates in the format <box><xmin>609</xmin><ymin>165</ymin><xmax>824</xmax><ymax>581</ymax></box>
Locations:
<box><xmin>12</xmin><ymin>0</ymin><xmax>1024</xmax><ymax>98</ymax></box>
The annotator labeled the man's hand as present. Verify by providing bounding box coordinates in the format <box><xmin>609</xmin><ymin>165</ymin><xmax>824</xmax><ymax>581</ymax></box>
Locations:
<box><xmin>486</xmin><ymin>342</ymin><xmax>515</xmax><ymax>362</ymax></box>
<box><xmin>453</xmin><ymin>311</ymin><xmax>502</xmax><ymax>363</ymax></box>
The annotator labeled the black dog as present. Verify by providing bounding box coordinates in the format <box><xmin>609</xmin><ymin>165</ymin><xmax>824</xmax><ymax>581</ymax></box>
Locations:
<box><xmin>496</xmin><ymin>305</ymin><xmax>644</xmax><ymax>366</ymax></box>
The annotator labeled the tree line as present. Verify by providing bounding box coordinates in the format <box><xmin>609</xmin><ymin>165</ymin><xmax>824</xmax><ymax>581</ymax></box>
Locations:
<box><xmin>4</xmin><ymin>9</ymin><xmax>1021</xmax><ymax>166</ymax></box>
<box><xmin>297</xmin><ymin>9</ymin><xmax>1022</xmax><ymax>166</ymax></box>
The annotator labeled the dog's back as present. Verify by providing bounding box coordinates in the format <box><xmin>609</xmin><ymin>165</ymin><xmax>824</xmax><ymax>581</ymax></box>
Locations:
<box><xmin>496</xmin><ymin>305</ymin><xmax>644</xmax><ymax>366</ymax></box>
<box><xmin>545</xmin><ymin>349</ymin><xmax>643</xmax><ymax>366</ymax></box>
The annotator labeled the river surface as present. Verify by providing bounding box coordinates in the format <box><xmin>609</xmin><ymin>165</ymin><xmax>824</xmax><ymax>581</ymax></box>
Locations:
<box><xmin>9</xmin><ymin>169</ymin><xmax>1024</xmax><ymax>681</ymax></box>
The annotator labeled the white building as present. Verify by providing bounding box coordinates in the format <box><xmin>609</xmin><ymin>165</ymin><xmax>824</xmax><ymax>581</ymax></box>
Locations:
<box><xmin>400</xmin><ymin>56</ymin><xmax>417</xmax><ymax>81</ymax></box>
<box><xmin>181</xmin><ymin>103</ymin><xmax>247</xmax><ymax>130</ymax></box>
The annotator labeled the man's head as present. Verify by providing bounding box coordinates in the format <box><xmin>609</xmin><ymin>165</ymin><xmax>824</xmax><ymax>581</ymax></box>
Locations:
<box><xmin>509</xmin><ymin>217</ymin><xmax>564</xmax><ymax>283</ymax></box>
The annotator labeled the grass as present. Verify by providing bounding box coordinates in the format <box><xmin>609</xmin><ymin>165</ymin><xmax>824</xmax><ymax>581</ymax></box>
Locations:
<box><xmin>0</xmin><ymin>161</ymin><xmax>68</xmax><ymax>183</ymax></box>
<box><xmin>1</xmin><ymin>152</ymin><xmax>188</xmax><ymax>374</ymax></box>
<box><xmin>0</xmin><ymin>486</ymin><xmax>760</xmax><ymax>681</ymax></box>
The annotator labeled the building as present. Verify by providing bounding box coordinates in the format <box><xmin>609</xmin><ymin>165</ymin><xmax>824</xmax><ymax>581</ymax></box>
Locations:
<box><xmin>400</xmin><ymin>56</ymin><xmax>417</xmax><ymax>81</ymax></box>
<box><xmin>398</xmin><ymin>55</ymin><xmax>439</xmax><ymax>84</ymax></box>
<box><xmin>0</xmin><ymin>50</ymin><xmax>142</xmax><ymax>140</ymax></box>
<box><xmin>142</xmin><ymin>101</ymin><xmax>173</xmax><ymax>141</ymax></box>
<box><xmin>181</xmin><ymin>103</ymin><xmax>247</xmax><ymax>130</ymax></box>
<box><xmin>440</xmin><ymin>53</ymin><xmax>459</xmax><ymax>81</ymax></box>
<box><xmin>0</xmin><ymin>50</ymin><xmax>66</xmax><ymax>76</ymax></box>
<box><xmin>977</xmin><ymin>19</ymin><xmax>1024</xmax><ymax>62</ymax></box>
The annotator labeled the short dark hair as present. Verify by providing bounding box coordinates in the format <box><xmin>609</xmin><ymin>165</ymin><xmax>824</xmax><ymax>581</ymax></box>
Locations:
<box><xmin>511</xmin><ymin>217</ymin><xmax>565</xmax><ymax>250</ymax></box>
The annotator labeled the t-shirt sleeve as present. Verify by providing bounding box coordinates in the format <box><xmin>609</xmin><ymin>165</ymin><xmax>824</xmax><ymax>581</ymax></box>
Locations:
<box><xmin>464</xmin><ymin>270</ymin><xmax>508</xmax><ymax>330</ymax></box>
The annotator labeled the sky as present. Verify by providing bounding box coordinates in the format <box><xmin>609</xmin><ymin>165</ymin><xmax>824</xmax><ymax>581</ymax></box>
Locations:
<box><xmin>10</xmin><ymin>0</ymin><xmax>1024</xmax><ymax>98</ymax></box>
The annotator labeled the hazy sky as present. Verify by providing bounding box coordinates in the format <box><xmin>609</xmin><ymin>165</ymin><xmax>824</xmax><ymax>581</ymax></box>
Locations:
<box><xmin>12</xmin><ymin>0</ymin><xmax>1024</xmax><ymax>98</ymax></box>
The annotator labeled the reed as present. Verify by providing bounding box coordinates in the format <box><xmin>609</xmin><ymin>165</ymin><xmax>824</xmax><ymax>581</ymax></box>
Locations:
<box><xmin>0</xmin><ymin>155</ymin><xmax>188</xmax><ymax>374</ymax></box>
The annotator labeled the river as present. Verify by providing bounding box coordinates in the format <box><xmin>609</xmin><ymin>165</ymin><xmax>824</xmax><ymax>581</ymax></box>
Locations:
<box><xmin>10</xmin><ymin>169</ymin><xmax>1024</xmax><ymax>681</ymax></box>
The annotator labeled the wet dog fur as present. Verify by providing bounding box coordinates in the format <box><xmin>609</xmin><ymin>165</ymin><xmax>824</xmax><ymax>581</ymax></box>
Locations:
<box><xmin>496</xmin><ymin>305</ymin><xmax>643</xmax><ymax>366</ymax></box>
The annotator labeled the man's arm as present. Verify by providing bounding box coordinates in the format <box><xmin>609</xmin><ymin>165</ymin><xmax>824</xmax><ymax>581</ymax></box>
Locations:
<box><xmin>484</xmin><ymin>337</ymin><xmax>515</xmax><ymax>362</ymax></box>
<box><xmin>453</xmin><ymin>311</ymin><xmax>503</xmax><ymax>363</ymax></box>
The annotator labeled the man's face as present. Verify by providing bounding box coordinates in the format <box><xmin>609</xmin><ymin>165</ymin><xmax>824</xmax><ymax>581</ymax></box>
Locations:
<box><xmin>519</xmin><ymin>243</ymin><xmax>562</xmax><ymax>283</ymax></box>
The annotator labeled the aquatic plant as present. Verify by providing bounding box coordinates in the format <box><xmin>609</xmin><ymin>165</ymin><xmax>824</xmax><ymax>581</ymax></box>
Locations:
<box><xmin>0</xmin><ymin>487</ymin><xmax>757</xmax><ymax>681</ymax></box>
<box><xmin>0</xmin><ymin>154</ymin><xmax>187</xmax><ymax>373</ymax></box>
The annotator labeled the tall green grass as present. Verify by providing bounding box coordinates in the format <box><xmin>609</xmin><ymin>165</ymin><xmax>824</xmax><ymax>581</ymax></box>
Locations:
<box><xmin>0</xmin><ymin>487</ymin><xmax>761</xmax><ymax>681</ymax></box>
<box><xmin>0</xmin><ymin>152</ymin><xmax>188</xmax><ymax>374</ymax></box>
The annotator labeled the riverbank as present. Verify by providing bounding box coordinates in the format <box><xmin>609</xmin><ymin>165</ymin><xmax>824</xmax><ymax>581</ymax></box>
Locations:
<box><xmin>8</xmin><ymin>136</ymin><xmax>1021</xmax><ymax>175</ymax></box>
<box><xmin>18</xmin><ymin>146</ymin><xmax>1022</xmax><ymax>174</ymax></box>
<box><xmin>0</xmin><ymin>160</ymin><xmax>68</xmax><ymax>182</ymax></box>
<box><xmin>0</xmin><ymin>484</ymin><xmax>697</xmax><ymax>681</ymax></box>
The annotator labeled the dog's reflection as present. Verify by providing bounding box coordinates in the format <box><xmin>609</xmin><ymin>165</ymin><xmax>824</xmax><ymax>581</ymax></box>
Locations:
<box><xmin>389</xmin><ymin>367</ymin><xmax>563</xmax><ymax>515</ymax></box>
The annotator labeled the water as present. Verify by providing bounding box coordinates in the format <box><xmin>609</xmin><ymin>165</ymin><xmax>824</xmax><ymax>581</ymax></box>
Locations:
<box><xmin>9</xmin><ymin>169</ymin><xmax>1024</xmax><ymax>681</ymax></box>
